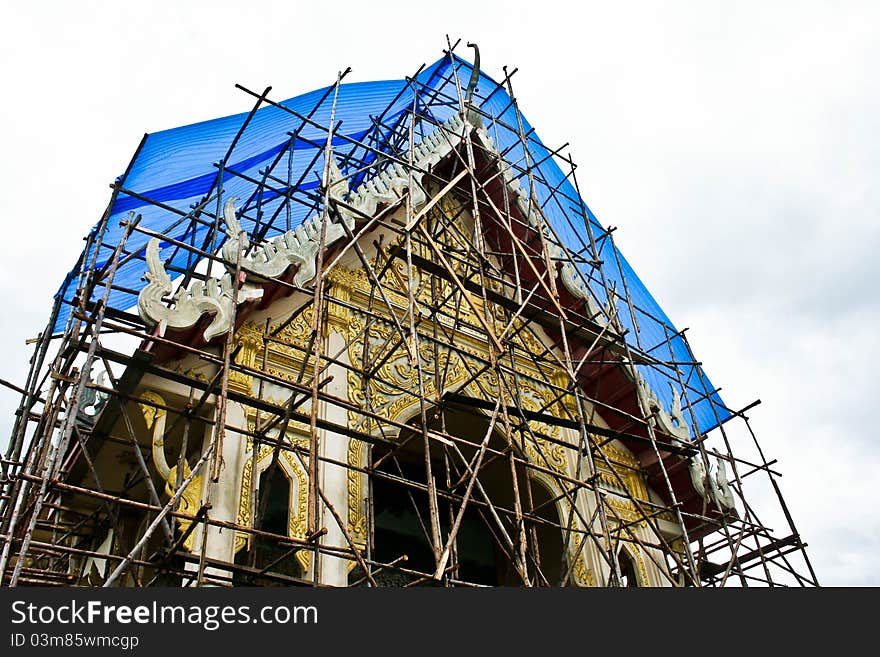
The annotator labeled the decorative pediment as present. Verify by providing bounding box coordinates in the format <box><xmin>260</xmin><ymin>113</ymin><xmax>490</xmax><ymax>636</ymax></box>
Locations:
<box><xmin>138</xmin><ymin>106</ymin><xmax>621</xmax><ymax>347</ymax></box>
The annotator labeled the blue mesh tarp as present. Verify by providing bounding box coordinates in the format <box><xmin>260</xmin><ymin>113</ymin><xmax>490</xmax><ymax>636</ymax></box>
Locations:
<box><xmin>54</xmin><ymin>54</ymin><xmax>731</xmax><ymax>435</ymax></box>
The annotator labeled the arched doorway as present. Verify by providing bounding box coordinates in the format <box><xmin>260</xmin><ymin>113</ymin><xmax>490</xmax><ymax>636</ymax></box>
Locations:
<box><xmin>527</xmin><ymin>478</ymin><xmax>567</xmax><ymax>586</ymax></box>
<box><xmin>617</xmin><ymin>548</ymin><xmax>640</xmax><ymax>587</ymax></box>
<box><xmin>359</xmin><ymin>405</ymin><xmax>569</xmax><ymax>586</ymax></box>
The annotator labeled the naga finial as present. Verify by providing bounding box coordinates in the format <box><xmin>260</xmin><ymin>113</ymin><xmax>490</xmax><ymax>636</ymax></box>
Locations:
<box><xmin>223</xmin><ymin>197</ymin><xmax>243</xmax><ymax>239</ymax></box>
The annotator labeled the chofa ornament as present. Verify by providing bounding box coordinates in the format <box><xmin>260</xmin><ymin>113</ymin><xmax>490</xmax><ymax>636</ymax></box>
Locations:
<box><xmin>688</xmin><ymin>451</ymin><xmax>737</xmax><ymax>512</ymax></box>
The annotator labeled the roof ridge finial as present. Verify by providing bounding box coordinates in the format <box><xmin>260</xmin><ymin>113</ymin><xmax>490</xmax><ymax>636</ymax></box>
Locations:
<box><xmin>465</xmin><ymin>42</ymin><xmax>480</xmax><ymax>104</ymax></box>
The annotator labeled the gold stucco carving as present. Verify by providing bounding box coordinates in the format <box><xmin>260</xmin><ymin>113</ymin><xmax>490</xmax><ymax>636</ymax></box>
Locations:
<box><xmin>139</xmin><ymin>390</ymin><xmax>203</xmax><ymax>552</ymax></box>
<box><xmin>221</xmin><ymin>214</ymin><xmax>661</xmax><ymax>584</ymax></box>
<box><xmin>228</xmin><ymin>309</ymin><xmax>316</xmax><ymax>405</ymax></box>
<box><xmin>573</xmin><ymin>551</ymin><xmax>596</xmax><ymax>587</ymax></box>
<box><xmin>326</xmin><ymin>241</ymin><xmax>589</xmax><ymax>556</ymax></box>
<box><xmin>234</xmin><ymin>422</ymin><xmax>310</xmax><ymax>570</ymax></box>
<box><xmin>137</xmin><ymin>390</ymin><xmax>165</xmax><ymax>428</ymax></box>
<box><xmin>336</xmin><ymin>255</ymin><xmax>574</xmax><ymax>546</ymax></box>
<box><xmin>593</xmin><ymin>443</ymin><xmax>652</xmax><ymax>525</ymax></box>
<box><xmin>620</xmin><ymin>545</ymin><xmax>650</xmax><ymax>587</ymax></box>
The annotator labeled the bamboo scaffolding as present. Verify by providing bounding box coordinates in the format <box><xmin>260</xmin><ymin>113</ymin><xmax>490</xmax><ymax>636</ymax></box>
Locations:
<box><xmin>0</xmin><ymin>42</ymin><xmax>817</xmax><ymax>589</ymax></box>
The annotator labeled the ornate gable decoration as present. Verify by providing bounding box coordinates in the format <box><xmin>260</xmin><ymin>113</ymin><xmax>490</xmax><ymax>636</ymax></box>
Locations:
<box><xmin>137</xmin><ymin>108</ymin><xmax>621</xmax><ymax>344</ymax></box>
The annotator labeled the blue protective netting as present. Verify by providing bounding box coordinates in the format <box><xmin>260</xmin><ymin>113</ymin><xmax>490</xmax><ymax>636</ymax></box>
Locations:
<box><xmin>54</xmin><ymin>54</ymin><xmax>731</xmax><ymax>435</ymax></box>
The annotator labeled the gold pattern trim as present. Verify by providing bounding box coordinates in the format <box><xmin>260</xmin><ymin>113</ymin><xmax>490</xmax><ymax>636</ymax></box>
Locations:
<box><xmin>234</xmin><ymin>419</ymin><xmax>310</xmax><ymax>570</ymax></box>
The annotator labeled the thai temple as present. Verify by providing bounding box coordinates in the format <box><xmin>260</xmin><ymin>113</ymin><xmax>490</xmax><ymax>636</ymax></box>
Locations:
<box><xmin>0</xmin><ymin>45</ymin><xmax>818</xmax><ymax>587</ymax></box>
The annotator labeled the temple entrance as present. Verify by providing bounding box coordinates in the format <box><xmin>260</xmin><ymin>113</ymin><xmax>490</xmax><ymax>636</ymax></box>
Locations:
<box><xmin>359</xmin><ymin>406</ymin><xmax>568</xmax><ymax>586</ymax></box>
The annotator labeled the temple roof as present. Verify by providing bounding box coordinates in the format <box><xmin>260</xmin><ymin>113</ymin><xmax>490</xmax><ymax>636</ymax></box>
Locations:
<box><xmin>54</xmin><ymin>53</ymin><xmax>730</xmax><ymax>436</ymax></box>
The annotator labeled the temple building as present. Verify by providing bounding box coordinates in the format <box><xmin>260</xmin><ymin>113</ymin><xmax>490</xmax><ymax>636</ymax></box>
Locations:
<box><xmin>0</xmin><ymin>46</ymin><xmax>818</xmax><ymax>587</ymax></box>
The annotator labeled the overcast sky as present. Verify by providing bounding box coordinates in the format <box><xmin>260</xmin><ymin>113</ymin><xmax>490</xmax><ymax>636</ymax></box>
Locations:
<box><xmin>1</xmin><ymin>1</ymin><xmax>876</xmax><ymax>585</ymax></box>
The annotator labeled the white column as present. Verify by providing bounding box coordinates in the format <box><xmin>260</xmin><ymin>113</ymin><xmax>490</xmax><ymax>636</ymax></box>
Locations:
<box><xmin>196</xmin><ymin>402</ymin><xmax>246</xmax><ymax>585</ymax></box>
<box><xmin>317</xmin><ymin>327</ymin><xmax>353</xmax><ymax>586</ymax></box>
